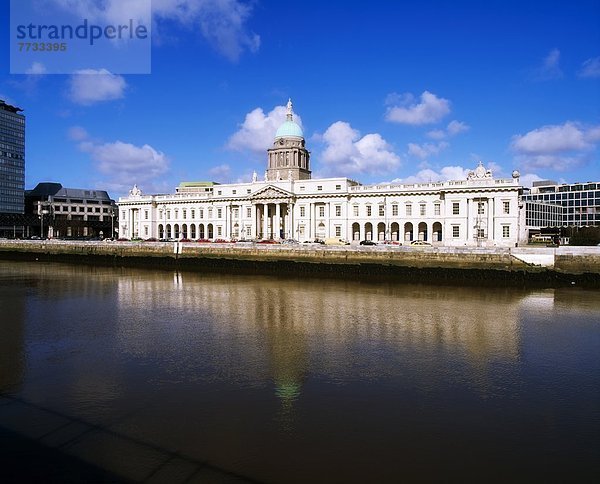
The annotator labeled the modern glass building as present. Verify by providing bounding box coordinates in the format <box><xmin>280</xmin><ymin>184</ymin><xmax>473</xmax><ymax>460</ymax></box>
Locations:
<box><xmin>522</xmin><ymin>180</ymin><xmax>600</xmax><ymax>227</ymax></box>
<box><xmin>0</xmin><ymin>99</ymin><xmax>25</xmax><ymax>214</ymax></box>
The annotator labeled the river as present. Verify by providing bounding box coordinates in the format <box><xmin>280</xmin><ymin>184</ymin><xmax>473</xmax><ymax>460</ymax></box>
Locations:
<box><xmin>0</xmin><ymin>260</ymin><xmax>599</xmax><ymax>482</ymax></box>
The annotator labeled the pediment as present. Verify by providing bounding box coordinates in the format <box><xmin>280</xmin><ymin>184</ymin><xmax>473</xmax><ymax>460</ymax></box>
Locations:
<box><xmin>251</xmin><ymin>185</ymin><xmax>294</xmax><ymax>200</ymax></box>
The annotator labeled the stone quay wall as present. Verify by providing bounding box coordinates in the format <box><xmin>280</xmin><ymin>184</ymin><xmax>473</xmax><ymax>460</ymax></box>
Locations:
<box><xmin>0</xmin><ymin>240</ymin><xmax>599</xmax><ymax>287</ymax></box>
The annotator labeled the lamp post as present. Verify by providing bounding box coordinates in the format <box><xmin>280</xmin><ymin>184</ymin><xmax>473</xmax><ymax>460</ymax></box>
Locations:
<box><xmin>110</xmin><ymin>207</ymin><xmax>115</xmax><ymax>239</ymax></box>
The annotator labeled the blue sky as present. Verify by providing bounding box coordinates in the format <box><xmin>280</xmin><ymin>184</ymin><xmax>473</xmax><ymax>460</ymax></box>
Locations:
<box><xmin>1</xmin><ymin>0</ymin><xmax>599</xmax><ymax>197</ymax></box>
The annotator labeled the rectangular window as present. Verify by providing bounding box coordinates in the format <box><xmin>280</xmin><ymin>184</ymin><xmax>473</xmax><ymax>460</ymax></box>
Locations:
<box><xmin>353</xmin><ymin>205</ymin><xmax>359</xmax><ymax>217</ymax></box>
<box><xmin>144</xmin><ymin>210</ymin><xmax>148</xmax><ymax>219</ymax></box>
<box><xmin>503</xmin><ymin>201</ymin><xmax>510</xmax><ymax>214</ymax></box>
<box><xmin>247</xmin><ymin>207</ymin><xmax>252</xmax><ymax>218</ymax></box>
<box><xmin>300</xmin><ymin>206</ymin><xmax>306</xmax><ymax>217</ymax></box>
<box><xmin>191</xmin><ymin>209</ymin><xmax>195</xmax><ymax>219</ymax></box>
<box><xmin>317</xmin><ymin>185</ymin><xmax>323</xmax><ymax>191</ymax></box>
<box><xmin>367</xmin><ymin>206</ymin><xmax>372</xmax><ymax>217</ymax></box>
<box><xmin>336</xmin><ymin>184</ymin><xmax>341</xmax><ymax>190</ymax></box>
<box><xmin>379</xmin><ymin>205</ymin><xmax>385</xmax><ymax>217</ymax></box>
<box><xmin>335</xmin><ymin>226</ymin><xmax>341</xmax><ymax>237</ymax></box>
<box><xmin>247</xmin><ymin>189</ymin><xmax>251</xmax><ymax>194</ymax></box>
<box><xmin>452</xmin><ymin>202</ymin><xmax>460</xmax><ymax>215</ymax></box>
<box><xmin>217</xmin><ymin>226</ymin><xmax>222</xmax><ymax>236</ymax></box>
<box><xmin>217</xmin><ymin>208</ymin><xmax>222</xmax><ymax>218</ymax></box>
<box><xmin>392</xmin><ymin>204</ymin><xmax>398</xmax><ymax>216</ymax></box>
<box><xmin>452</xmin><ymin>226</ymin><xmax>460</xmax><ymax>238</ymax></box>
<box><xmin>434</xmin><ymin>203</ymin><xmax>441</xmax><ymax>216</ymax></box>
<box><xmin>217</xmin><ymin>190</ymin><xmax>222</xmax><ymax>195</ymax></box>
<box><xmin>319</xmin><ymin>206</ymin><xmax>325</xmax><ymax>217</ymax></box>
<box><xmin>478</xmin><ymin>202</ymin><xmax>485</xmax><ymax>215</ymax></box>
<box><xmin>167</xmin><ymin>210</ymin><xmax>171</xmax><ymax>219</ymax></box>
<box><xmin>232</xmin><ymin>190</ymin><xmax>236</xmax><ymax>195</ymax></box>
<box><xmin>406</xmin><ymin>205</ymin><xmax>412</xmax><ymax>216</ymax></box>
<box><xmin>144</xmin><ymin>226</ymin><xmax>148</xmax><ymax>236</ymax></box>
<box><xmin>420</xmin><ymin>204</ymin><xmax>426</xmax><ymax>216</ymax></box>
<box><xmin>208</xmin><ymin>209</ymin><xmax>213</xmax><ymax>218</ymax></box>
<box><xmin>335</xmin><ymin>205</ymin><xmax>341</xmax><ymax>217</ymax></box>
<box><xmin>503</xmin><ymin>225</ymin><xmax>510</xmax><ymax>238</ymax></box>
<box><xmin>199</xmin><ymin>209</ymin><xmax>204</xmax><ymax>219</ymax></box>
<box><xmin>175</xmin><ymin>210</ymin><xmax>179</xmax><ymax>219</ymax></box>
<box><xmin>182</xmin><ymin>210</ymin><xmax>187</xmax><ymax>220</ymax></box>
<box><xmin>477</xmin><ymin>229</ymin><xmax>486</xmax><ymax>238</ymax></box>
<box><xmin>233</xmin><ymin>208</ymin><xmax>239</xmax><ymax>218</ymax></box>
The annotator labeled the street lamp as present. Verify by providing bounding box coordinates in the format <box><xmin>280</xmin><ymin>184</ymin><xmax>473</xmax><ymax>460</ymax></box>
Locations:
<box><xmin>110</xmin><ymin>207</ymin><xmax>115</xmax><ymax>239</ymax></box>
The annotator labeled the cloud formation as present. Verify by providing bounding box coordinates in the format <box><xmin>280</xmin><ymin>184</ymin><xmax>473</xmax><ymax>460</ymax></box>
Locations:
<box><xmin>385</xmin><ymin>91</ymin><xmax>451</xmax><ymax>125</ymax></box>
<box><xmin>50</xmin><ymin>0</ymin><xmax>259</xmax><ymax>62</ymax></box>
<box><xmin>227</xmin><ymin>104</ymin><xmax>303</xmax><ymax>153</ymax></box>
<box><xmin>407</xmin><ymin>141</ymin><xmax>449</xmax><ymax>160</ymax></box>
<box><xmin>511</xmin><ymin>121</ymin><xmax>600</xmax><ymax>170</ymax></box>
<box><xmin>391</xmin><ymin>166</ymin><xmax>470</xmax><ymax>184</ymax></box>
<box><xmin>70</xmin><ymin>127</ymin><xmax>170</xmax><ymax>194</ymax></box>
<box><xmin>68</xmin><ymin>69</ymin><xmax>127</xmax><ymax>105</ymax></box>
<box><xmin>578</xmin><ymin>56</ymin><xmax>600</xmax><ymax>79</ymax></box>
<box><xmin>320</xmin><ymin>121</ymin><xmax>400</xmax><ymax>176</ymax></box>
<box><xmin>208</xmin><ymin>163</ymin><xmax>232</xmax><ymax>182</ymax></box>
<box><xmin>426</xmin><ymin>120</ymin><xmax>470</xmax><ymax>140</ymax></box>
<box><xmin>534</xmin><ymin>48</ymin><xmax>563</xmax><ymax>81</ymax></box>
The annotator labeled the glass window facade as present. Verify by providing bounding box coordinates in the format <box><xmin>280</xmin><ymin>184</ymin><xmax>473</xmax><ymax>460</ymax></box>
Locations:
<box><xmin>0</xmin><ymin>100</ymin><xmax>25</xmax><ymax>213</ymax></box>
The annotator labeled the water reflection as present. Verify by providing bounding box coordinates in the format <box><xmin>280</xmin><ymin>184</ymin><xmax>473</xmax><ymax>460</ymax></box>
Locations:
<box><xmin>1</xmin><ymin>261</ymin><xmax>599</xmax><ymax>483</ymax></box>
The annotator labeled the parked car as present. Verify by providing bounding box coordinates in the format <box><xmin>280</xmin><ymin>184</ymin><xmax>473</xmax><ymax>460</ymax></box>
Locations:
<box><xmin>281</xmin><ymin>239</ymin><xmax>299</xmax><ymax>245</ymax></box>
<box><xmin>143</xmin><ymin>238</ymin><xmax>158</xmax><ymax>242</ymax></box>
<box><xmin>324</xmin><ymin>238</ymin><xmax>350</xmax><ymax>246</ymax></box>
<box><xmin>410</xmin><ymin>240</ymin><xmax>431</xmax><ymax>246</ymax></box>
<box><xmin>197</xmin><ymin>239</ymin><xmax>211</xmax><ymax>243</ymax></box>
<box><xmin>360</xmin><ymin>240</ymin><xmax>377</xmax><ymax>246</ymax></box>
<box><xmin>257</xmin><ymin>239</ymin><xmax>280</xmax><ymax>244</ymax></box>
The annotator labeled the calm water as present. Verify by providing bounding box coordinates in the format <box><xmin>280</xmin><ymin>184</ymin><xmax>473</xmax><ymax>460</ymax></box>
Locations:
<box><xmin>1</xmin><ymin>260</ymin><xmax>599</xmax><ymax>482</ymax></box>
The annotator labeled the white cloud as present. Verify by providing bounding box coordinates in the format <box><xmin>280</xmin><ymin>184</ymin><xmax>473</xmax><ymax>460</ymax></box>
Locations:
<box><xmin>426</xmin><ymin>120</ymin><xmax>470</xmax><ymax>140</ymax></box>
<box><xmin>447</xmin><ymin>120</ymin><xmax>469</xmax><ymax>136</ymax></box>
<box><xmin>534</xmin><ymin>48</ymin><xmax>563</xmax><ymax>81</ymax></box>
<box><xmin>391</xmin><ymin>166</ymin><xmax>470</xmax><ymax>184</ymax></box>
<box><xmin>71</xmin><ymin>128</ymin><xmax>170</xmax><ymax>194</ymax></box>
<box><xmin>519</xmin><ymin>173</ymin><xmax>544</xmax><ymax>188</ymax></box>
<box><xmin>68</xmin><ymin>69</ymin><xmax>127</xmax><ymax>105</ymax></box>
<box><xmin>25</xmin><ymin>62</ymin><xmax>47</xmax><ymax>75</ymax></box>
<box><xmin>385</xmin><ymin>91</ymin><xmax>451</xmax><ymax>125</ymax></box>
<box><xmin>227</xmin><ymin>104</ymin><xmax>303</xmax><ymax>153</ymax></box>
<box><xmin>320</xmin><ymin>121</ymin><xmax>400</xmax><ymax>176</ymax></box>
<box><xmin>208</xmin><ymin>163</ymin><xmax>232</xmax><ymax>182</ymax></box>
<box><xmin>50</xmin><ymin>0</ymin><xmax>259</xmax><ymax>62</ymax></box>
<box><xmin>511</xmin><ymin>121</ymin><xmax>600</xmax><ymax>171</ymax></box>
<box><xmin>578</xmin><ymin>57</ymin><xmax>600</xmax><ymax>78</ymax></box>
<box><xmin>68</xmin><ymin>126</ymin><xmax>90</xmax><ymax>141</ymax></box>
<box><xmin>407</xmin><ymin>141</ymin><xmax>449</xmax><ymax>160</ymax></box>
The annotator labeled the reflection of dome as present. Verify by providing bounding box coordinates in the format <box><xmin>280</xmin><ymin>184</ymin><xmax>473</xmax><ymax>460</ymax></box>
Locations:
<box><xmin>275</xmin><ymin>120</ymin><xmax>304</xmax><ymax>139</ymax></box>
<box><xmin>275</xmin><ymin>381</ymin><xmax>301</xmax><ymax>401</ymax></box>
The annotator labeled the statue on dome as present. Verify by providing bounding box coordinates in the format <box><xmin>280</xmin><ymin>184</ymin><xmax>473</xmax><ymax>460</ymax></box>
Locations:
<box><xmin>288</xmin><ymin>170</ymin><xmax>293</xmax><ymax>181</ymax></box>
<box><xmin>286</xmin><ymin>98</ymin><xmax>293</xmax><ymax>115</ymax></box>
<box><xmin>264</xmin><ymin>170</ymin><xmax>268</xmax><ymax>181</ymax></box>
<box><xmin>276</xmin><ymin>170</ymin><xmax>281</xmax><ymax>180</ymax></box>
<box><xmin>252</xmin><ymin>171</ymin><xmax>258</xmax><ymax>183</ymax></box>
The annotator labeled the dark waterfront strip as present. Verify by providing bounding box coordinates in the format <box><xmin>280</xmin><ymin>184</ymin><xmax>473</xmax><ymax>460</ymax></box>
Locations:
<box><xmin>1</xmin><ymin>241</ymin><xmax>599</xmax><ymax>288</ymax></box>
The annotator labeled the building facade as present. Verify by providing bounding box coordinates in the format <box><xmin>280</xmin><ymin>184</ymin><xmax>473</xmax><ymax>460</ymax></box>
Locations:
<box><xmin>522</xmin><ymin>180</ymin><xmax>600</xmax><ymax>235</ymax></box>
<box><xmin>118</xmin><ymin>101</ymin><xmax>523</xmax><ymax>247</ymax></box>
<box><xmin>26</xmin><ymin>183</ymin><xmax>117</xmax><ymax>238</ymax></box>
<box><xmin>0</xmin><ymin>100</ymin><xmax>25</xmax><ymax>214</ymax></box>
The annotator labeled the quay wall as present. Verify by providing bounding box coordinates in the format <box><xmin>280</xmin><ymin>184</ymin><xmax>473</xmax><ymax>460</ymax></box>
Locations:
<box><xmin>0</xmin><ymin>240</ymin><xmax>599</xmax><ymax>287</ymax></box>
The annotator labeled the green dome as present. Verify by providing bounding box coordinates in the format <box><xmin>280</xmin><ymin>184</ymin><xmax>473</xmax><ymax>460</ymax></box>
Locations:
<box><xmin>275</xmin><ymin>120</ymin><xmax>304</xmax><ymax>139</ymax></box>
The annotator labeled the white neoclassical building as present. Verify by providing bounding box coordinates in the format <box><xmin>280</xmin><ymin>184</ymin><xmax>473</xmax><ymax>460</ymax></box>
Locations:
<box><xmin>118</xmin><ymin>100</ymin><xmax>524</xmax><ymax>246</ymax></box>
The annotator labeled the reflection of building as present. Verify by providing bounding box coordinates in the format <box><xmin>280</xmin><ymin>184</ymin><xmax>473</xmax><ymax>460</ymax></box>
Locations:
<box><xmin>523</xmin><ymin>180</ymin><xmax>600</xmax><ymax>238</ymax></box>
<box><xmin>0</xmin><ymin>99</ymin><xmax>26</xmax><ymax>237</ymax></box>
<box><xmin>118</xmin><ymin>100</ymin><xmax>523</xmax><ymax>246</ymax></box>
<box><xmin>25</xmin><ymin>182</ymin><xmax>117</xmax><ymax>238</ymax></box>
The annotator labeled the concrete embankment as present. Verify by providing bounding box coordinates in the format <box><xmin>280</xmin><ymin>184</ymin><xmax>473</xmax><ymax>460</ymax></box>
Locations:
<box><xmin>0</xmin><ymin>240</ymin><xmax>599</xmax><ymax>287</ymax></box>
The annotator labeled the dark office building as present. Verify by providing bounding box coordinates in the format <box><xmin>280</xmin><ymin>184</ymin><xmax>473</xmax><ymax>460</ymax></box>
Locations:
<box><xmin>26</xmin><ymin>183</ymin><xmax>117</xmax><ymax>239</ymax></box>
<box><xmin>0</xmin><ymin>99</ymin><xmax>25</xmax><ymax>213</ymax></box>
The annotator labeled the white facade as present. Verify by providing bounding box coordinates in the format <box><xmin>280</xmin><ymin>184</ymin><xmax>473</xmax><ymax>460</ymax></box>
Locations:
<box><xmin>118</xmin><ymin>102</ymin><xmax>523</xmax><ymax>247</ymax></box>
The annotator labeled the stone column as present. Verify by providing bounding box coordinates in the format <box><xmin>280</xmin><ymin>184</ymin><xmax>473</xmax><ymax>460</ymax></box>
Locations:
<box><xmin>488</xmin><ymin>198</ymin><xmax>494</xmax><ymax>241</ymax></box>
<box><xmin>263</xmin><ymin>204</ymin><xmax>269</xmax><ymax>239</ymax></box>
<box><xmin>275</xmin><ymin>203</ymin><xmax>281</xmax><ymax>239</ymax></box>
<box><xmin>466</xmin><ymin>199</ymin><xmax>473</xmax><ymax>243</ymax></box>
<box><xmin>251</xmin><ymin>204</ymin><xmax>257</xmax><ymax>239</ymax></box>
